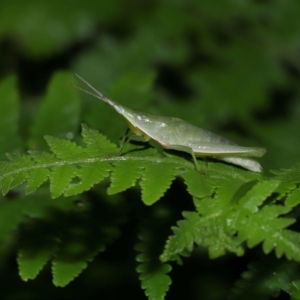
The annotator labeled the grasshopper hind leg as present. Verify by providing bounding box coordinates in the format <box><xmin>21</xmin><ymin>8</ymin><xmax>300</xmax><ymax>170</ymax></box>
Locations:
<box><xmin>164</xmin><ymin>144</ymin><xmax>207</xmax><ymax>175</ymax></box>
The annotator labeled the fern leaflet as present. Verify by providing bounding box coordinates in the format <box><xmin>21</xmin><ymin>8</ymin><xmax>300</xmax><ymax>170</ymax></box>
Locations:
<box><xmin>0</xmin><ymin>124</ymin><xmax>253</xmax><ymax>205</ymax></box>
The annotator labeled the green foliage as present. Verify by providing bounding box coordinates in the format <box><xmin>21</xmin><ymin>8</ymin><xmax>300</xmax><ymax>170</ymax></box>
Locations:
<box><xmin>29</xmin><ymin>72</ymin><xmax>81</xmax><ymax>149</ymax></box>
<box><xmin>1</xmin><ymin>123</ymin><xmax>232</xmax><ymax>204</ymax></box>
<box><xmin>228</xmin><ymin>257</ymin><xmax>300</xmax><ymax>300</ymax></box>
<box><xmin>1</xmin><ymin>121</ymin><xmax>300</xmax><ymax>297</ymax></box>
<box><xmin>1</xmin><ymin>0</ymin><xmax>300</xmax><ymax>299</ymax></box>
<box><xmin>136</xmin><ymin>224</ymin><xmax>172</xmax><ymax>300</ymax></box>
<box><xmin>0</xmin><ymin>76</ymin><xmax>21</xmax><ymax>159</ymax></box>
<box><xmin>14</xmin><ymin>192</ymin><xmax>123</xmax><ymax>287</ymax></box>
<box><xmin>160</xmin><ymin>179</ymin><xmax>296</xmax><ymax>262</ymax></box>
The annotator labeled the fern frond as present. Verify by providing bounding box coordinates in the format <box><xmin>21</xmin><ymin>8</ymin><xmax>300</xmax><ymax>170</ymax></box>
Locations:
<box><xmin>290</xmin><ymin>281</ymin><xmax>300</xmax><ymax>299</ymax></box>
<box><xmin>161</xmin><ymin>177</ymin><xmax>300</xmax><ymax>263</ymax></box>
<box><xmin>0</xmin><ymin>155</ymin><xmax>34</xmax><ymax>194</ymax></box>
<box><xmin>1</xmin><ymin>124</ymin><xmax>248</xmax><ymax>205</ymax></box>
<box><xmin>50</xmin><ymin>164</ymin><xmax>78</xmax><ymax>198</ymax></box>
<box><xmin>45</xmin><ymin>135</ymin><xmax>85</xmax><ymax>159</ymax></box>
<box><xmin>137</xmin><ymin>263</ymin><xmax>172</xmax><ymax>300</ymax></box>
<box><xmin>4</xmin><ymin>120</ymin><xmax>300</xmax><ymax>293</ymax></box>
<box><xmin>6</xmin><ymin>193</ymin><xmax>78</xmax><ymax>281</ymax></box>
<box><xmin>140</xmin><ymin>163</ymin><xmax>178</xmax><ymax>205</ymax></box>
<box><xmin>160</xmin><ymin>209</ymin><xmax>244</xmax><ymax>263</ymax></box>
<box><xmin>17</xmin><ymin>224</ymin><xmax>58</xmax><ymax>281</ymax></box>
<box><xmin>228</xmin><ymin>260</ymin><xmax>298</xmax><ymax>299</ymax></box>
<box><xmin>181</xmin><ymin>169</ymin><xmax>213</xmax><ymax>198</ymax></box>
<box><xmin>270</xmin><ymin>162</ymin><xmax>300</xmax><ymax>183</ymax></box>
<box><xmin>238</xmin><ymin>179</ymin><xmax>281</xmax><ymax>212</ymax></box>
<box><xmin>51</xmin><ymin>216</ymin><xmax>119</xmax><ymax>287</ymax></box>
<box><xmin>226</xmin><ymin>177</ymin><xmax>300</xmax><ymax>261</ymax></box>
<box><xmin>25</xmin><ymin>168</ymin><xmax>50</xmax><ymax>194</ymax></box>
<box><xmin>52</xmin><ymin>235</ymin><xmax>106</xmax><ymax>288</ymax></box>
<box><xmin>16</xmin><ymin>194</ymin><xmax>124</xmax><ymax>287</ymax></box>
<box><xmin>161</xmin><ymin>177</ymin><xmax>248</xmax><ymax>261</ymax></box>
<box><xmin>229</xmin><ymin>205</ymin><xmax>298</xmax><ymax>258</ymax></box>
<box><xmin>107</xmin><ymin>160</ymin><xmax>142</xmax><ymax>194</ymax></box>
<box><xmin>0</xmin><ymin>125</ymin><xmax>118</xmax><ymax>199</ymax></box>
<box><xmin>136</xmin><ymin>228</ymin><xmax>172</xmax><ymax>300</ymax></box>
<box><xmin>160</xmin><ymin>211</ymin><xmax>203</xmax><ymax>262</ymax></box>
<box><xmin>285</xmin><ymin>187</ymin><xmax>300</xmax><ymax>208</ymax></box>
<box><xmin>273</xmin><ymin>181</ymin><xmax>297</xmax><ymax>201</ymax></box>
<box><xmin>81</xmin><ymin>123</ymin><xmax>119</xmax><ymax>154</ymax></box>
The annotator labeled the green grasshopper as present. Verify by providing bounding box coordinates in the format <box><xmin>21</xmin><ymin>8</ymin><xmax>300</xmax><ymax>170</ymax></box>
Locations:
<box><xmin>75</xmin><ymin>74</ymin><xmax>266</xmax><ymax>172</ymax></box>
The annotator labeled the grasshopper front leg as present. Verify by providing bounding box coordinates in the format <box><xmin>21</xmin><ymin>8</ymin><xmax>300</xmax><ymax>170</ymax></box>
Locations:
<box><xmin>119</xmin><ymin>130</ymin><xmax>150</xmax><ymax>155</ymax></box>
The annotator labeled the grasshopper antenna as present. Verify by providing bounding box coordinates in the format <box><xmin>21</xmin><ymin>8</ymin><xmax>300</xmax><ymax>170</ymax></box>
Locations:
<box><xmin>74</xmin><ymin>73</ymin><xmax>116</xmax><ymax>107</ymax></box>
<box><xmin>74</xmin><ymin>73</ymin><xmax>105</xmax><ymax>98</ymax></box>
